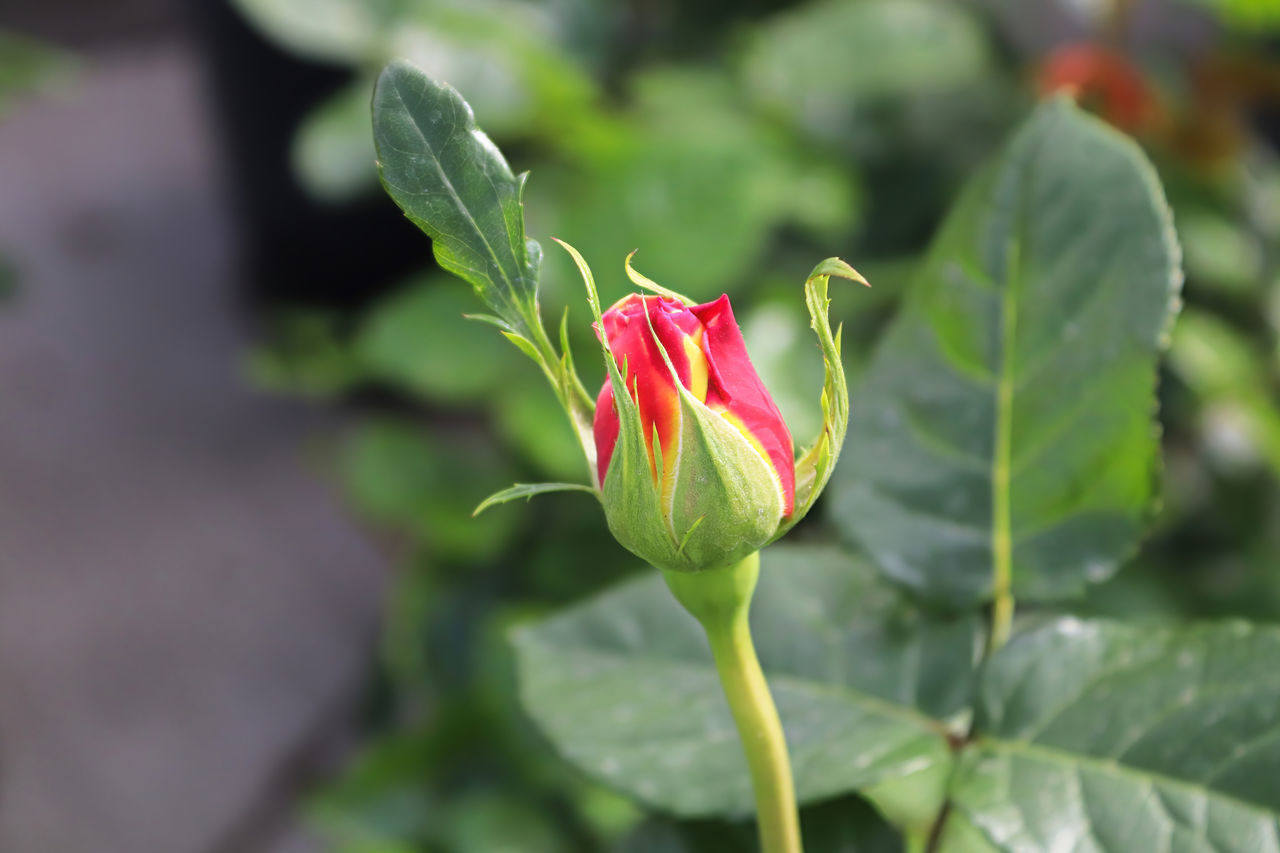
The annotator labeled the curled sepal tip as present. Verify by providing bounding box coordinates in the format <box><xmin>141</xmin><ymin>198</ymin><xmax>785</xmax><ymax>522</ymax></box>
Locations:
<box><xmin>771</xmin><ymin>257</ymin><xmax>868</xmax><ymax>542</ymax></box>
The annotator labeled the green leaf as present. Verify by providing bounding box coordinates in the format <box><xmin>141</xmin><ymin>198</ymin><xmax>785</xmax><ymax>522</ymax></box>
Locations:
<box><xmin>373</xmin><ymin>61</ymin><xmax>597</xmax><ymax>471</ymax></box>
<box><xmin>830</xmin><ymin>98</ymin><xmax>1182</xmax><ymax>606</ymax></box>
<box><xmin>740</xmin><ymin>0</ymin><xmax>990</xmax><ymax>139</ymax></box>
<box><xmin>513</xmin><ymin>544</ymin><xmax>980</xmax><ymax>829</ymax></box>
<box><xmin>1169</xmin><ymin>308</ymin><xmax>1280</xmax><ymax>476</ymax></box>
<box><xmin>293</xmin><ymin>80</ymin><xmax>379</xmax><ymax>203</ymax></box>
<box><xmin>615</xmin><ymin>794</ymin><xmax>902</xmax><ymax>852</ymax></box>
<box><xmin>1176</xmin><ymin>0</ymin><xmax>1280</xmax><ymax>31</ymax></box>
<box><xmin>473</xmin><ymin>482</ymin><xmax>597</xmax><ymax>516</ymax></box>
<box><xmin>939</xmin><ymin>618</ymin><xmax>1280</xmax><ymax>851</ymax></box>
<box><xmin>372</xmin><ymin>60</ymin><xmax>542</xmax><ymax>339</ymax></box>
<box><xmin>355</xmin><ymin>276</ymin><xmax>516</xmax><ymax>404</ymax></box>
<box><xmin>492</xmin><ymin>378</ymin><xmax>593</xmax><ymax>481</ymax></box>
<box><xmin>305</xmin><ymin>730</ymin><xmax>437</xmax><ymax>846</ymax></box>
<box><xmin>244</xmin><ymin>309</ymin><xmax>364</xmax><ymax>399</ymax></box>
<box><xmin>230</xmin><ymin>0</ymin><xmax>393</xmax><ymax>63</ymax></box>
<box><xmin>340</xmin><ymin>419</ymin><xmax>520</xmax><ymax>560</ymax></box>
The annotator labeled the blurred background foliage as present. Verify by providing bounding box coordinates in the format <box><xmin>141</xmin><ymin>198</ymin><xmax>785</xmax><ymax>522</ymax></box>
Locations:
<box><xmin>227</xmin><ymin>0</ymin><xmax>1280</xmax><ymax>849</ymax></box>
<box><xmin>0</xmin><ymin>29</ymin><xmax>71</xmax><ymax>304</ymax></box>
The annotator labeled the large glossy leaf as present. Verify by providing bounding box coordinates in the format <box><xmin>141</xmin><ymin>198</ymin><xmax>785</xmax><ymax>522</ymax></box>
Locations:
<box><xmin>830</xmin><ymin>98</ymin><xmax>1182</xmax><ymax>606</ymax></box>
<box><xmin>512</xmin><ymin>544</ymin><xmax>980</xmax><ymax>828</ymax></box>
<box><xmin>939</xmin><ymin>618</ymin><xmax>1280</xmax><ymax>851</ymax></box>
<box><xmin>372</xmin><ymin>60</ymin><xmax>542</xmax><ymax>339</ymax></box>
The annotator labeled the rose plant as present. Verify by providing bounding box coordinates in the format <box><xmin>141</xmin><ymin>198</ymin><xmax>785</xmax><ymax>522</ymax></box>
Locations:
<box><xmin>371</xmin><ymin>58</ymin><xmax>1280</xmax><ymax>853</ymax></box>
<box><xmin>375</xmin><ymin>57</ymin><xmax>866</xmax><ymax>851</ymax></box>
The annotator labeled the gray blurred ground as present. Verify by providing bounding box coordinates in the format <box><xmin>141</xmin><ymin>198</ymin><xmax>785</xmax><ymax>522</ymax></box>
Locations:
<box><xmin>0</xmin><ymin>39</ymin><xmax>387</xmax><ymax>853</ymax></box>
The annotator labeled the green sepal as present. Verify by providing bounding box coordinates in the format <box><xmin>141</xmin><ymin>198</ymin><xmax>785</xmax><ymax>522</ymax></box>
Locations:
<box><xmin>625</xmin><ymin>251</ymin><xmax>694</xmax><ymax>303</ymax></box>
<box><xmin>772</xmin><ymin>257</ymin><xmax>868</xmax><ymax>542</ymax></box>
<box><xmin>557</xmin><ymin>239</ymin><xmax>677</xmax><ymax>562</ymax></box>
<box><xmin>560</xmin><ymin>239</ymin><xmax>792</xmax><ymax>572</ymax></box>
<box><xmin>642</xmin><ymin>309</ymin><xmax>785</xmax><ymax>572</ymax></box>
<box><xmin>462</xmin><ymin>312</ymin><xmax>515</xmax><ymax>331</ymax></box>
<box><xmin>473</xmin><ymin>482</ymin><xmax>598</xmax><ymax>516</ymax></box>
<box><xmin>501</xmin><ymin>331</ymin><xmax>541</xmax><ymax>363</ymax></box>
<box><xmin>664</xmin><ymin>386</ymin><xmax>785</xmax><ymax>571</ymax></box>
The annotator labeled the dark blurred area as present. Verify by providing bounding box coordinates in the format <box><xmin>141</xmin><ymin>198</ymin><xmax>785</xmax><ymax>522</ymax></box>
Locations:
<box><xmin>1</xmin><ymin>0</ymin><xmax>1279</xmax><ymax>851</ymax></box>
<box><xmin>0</xmin><ymin>2</ymin><xmax>389</xmax><ymax>852</ymax></box>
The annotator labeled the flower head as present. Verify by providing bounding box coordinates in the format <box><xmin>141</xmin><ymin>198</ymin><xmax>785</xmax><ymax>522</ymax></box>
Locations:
<box><xmin>592</xmin><ymin>291</ymin><xmax>795</xmax><ymax>572</ymax></box>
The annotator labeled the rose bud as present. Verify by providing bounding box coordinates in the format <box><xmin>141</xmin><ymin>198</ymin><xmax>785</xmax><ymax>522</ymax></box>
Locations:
<box><xmin>593</xmin><ymin>292</ymin><xmax>795</xmax><ymax>572</ymax></box>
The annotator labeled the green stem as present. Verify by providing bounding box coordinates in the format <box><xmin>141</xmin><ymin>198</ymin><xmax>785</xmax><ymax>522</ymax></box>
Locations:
<box><xmin>664</xmin><ymin>554</ymin><xmax>803</xmax><ymax>853</ymax></box>
<box><xmin>904</xmin><ymin>830</ymin><xmax>930</xmax><ymax>853</ymax></box>
<box><xmin>989</xmin><ymin>587</ymin><xmax>1014</xmax><ymax>653</ymax></box>
<box><xmin>988</xmin><ymin>242</ymin><xmax>1019</xmax><ymax>655</ymax></box>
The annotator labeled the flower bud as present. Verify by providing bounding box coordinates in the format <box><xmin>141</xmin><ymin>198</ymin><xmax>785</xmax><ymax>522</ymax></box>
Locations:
<box><xmin>593</xmin><ymin>292</ymin><xmax>794</xmax><ymax>572</ymax></box>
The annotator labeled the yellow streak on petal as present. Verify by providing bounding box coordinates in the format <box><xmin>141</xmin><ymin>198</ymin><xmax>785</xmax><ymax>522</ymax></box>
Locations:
<box><xmin>684</xmin><ymin>328</ymin><xmax>709</xmax><ymax>403</ymax></box>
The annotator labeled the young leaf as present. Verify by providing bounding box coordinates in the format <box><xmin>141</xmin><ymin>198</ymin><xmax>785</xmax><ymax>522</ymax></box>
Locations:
<box><xmin>473</xmin><ymin>482</ymin><xmax>597</xmax><ymax>516</ymax></box>
<box><xmin>830</xmin><ymin>98</ymin><xmax>1182</xmax><ymax>607</ymax></box>
<box><xmin>373</xmin><ymin>60</ymin><xmax>542</xmax><ymax>341</ymax></box>
<box><xmin>372</xmin><ymin>62</ymin><xmax>597</xmax><ymax>476</ymax></box>
<box><xmin>512</xmin><ymin>544</ymin><xmax>981</xmax><ymax>832</ymax></box>
<box><xmin>938</xmin><ymin>618</ymin><xmax>1280</xmax><ymax>851</ymax></box>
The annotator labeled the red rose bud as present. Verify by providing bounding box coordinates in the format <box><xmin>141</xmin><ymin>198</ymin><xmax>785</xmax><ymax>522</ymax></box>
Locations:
<box><xmin>1037</xmin><ymin>43</ymin><xmax>1158</xmax><ymax>135</ymax></box>
<box><xmin>592</xmin><ymin>292</ymin><xmax>795</xmax><ymax>572</ymax></box>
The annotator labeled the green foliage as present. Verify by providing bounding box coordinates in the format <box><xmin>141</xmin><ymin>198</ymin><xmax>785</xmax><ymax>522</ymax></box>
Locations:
<box><xmin>339</xmin><ymin>419</ymin><xmax>521</xmax><ymax>561</ymax></box>
<box><xmin>234</xmin><ymin>0</ymin><xmax>1280</xmax><ymax>850</ymax></box>
<box><xmin>0</xmin><ymin>29</ymin><xmax>71</xmax><ymax>118</ymax></box>
<box><xmin>246</xmin><ymin>309</ymin><xmax>365</xmax><ymax>398</ymax></box>
<box><xmin>740</xmin><ymin>0</ymin><xmax>991</xmax><ymax>133</ymax></box>
<box><xmin>372</xmin><ymin>63</ymin><xmax>543</xmax><ymax>340</ymax></box>
<box><xmin>232</xmin><ymin>0</ymin><xmax>598</xmax><ymax>201</ymax></box>
<box><xmin>1176</xmin><ymin>0</ymin><xmax>1280</xmax><ymax>30</ymax></box>
<box><xmin>538</xmin><ymin>68</ymin><xmax>861</xmax><ymax>300</ymax></box>
<box><xmin>513</xmin><ymin>545</ymin><xmax>978</xmax><ymax>828</ymax></box>
<box><xmin>294</xmin><ymin>78</ymin><xmax>380</xmax><ymax>203</ymax></box>
<box><xmin>781</xmin><ymin>258</ymin><xmax>867</xmax><ymax>538</ymax></box>
<box><xmin>942</xmin><ymin>619</ymin><xmax>1280</xmax><ymax>850</ymax></box>
<box><xmin>831</xmin><ymin>99</ymin><xmax>1182</xmax><ymax>605</ymax></box>
<box><xmin>355</xmin><ymin>277</ymin><xmax>518</xmax><ymax>405</ymax></box>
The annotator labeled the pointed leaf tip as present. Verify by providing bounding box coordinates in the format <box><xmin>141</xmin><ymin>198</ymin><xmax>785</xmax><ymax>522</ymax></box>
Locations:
<box><xmin>808</xmin><ymin>257</ymin><xmax>870</xmax><ymax>287</ymax></box>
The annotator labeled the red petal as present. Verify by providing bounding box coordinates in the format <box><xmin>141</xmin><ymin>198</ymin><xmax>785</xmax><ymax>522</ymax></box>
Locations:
<box><xmin>594</xmin><ymin>294</ymin><xmax>704</xmax><ymax>486</ymax></box>
<box><xmin>594</xmin><ymin>381</ymin><xmax>619</xmax><ymax>486</ymax></box>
